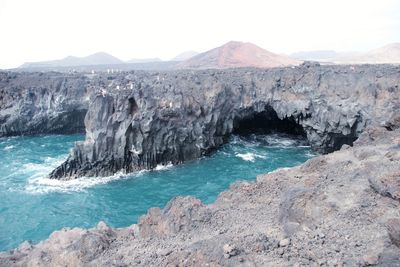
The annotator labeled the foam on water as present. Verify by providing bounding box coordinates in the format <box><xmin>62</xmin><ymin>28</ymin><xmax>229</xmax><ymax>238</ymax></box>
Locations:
<box><xmin>235</xmin><ymin>152</ymin><xmax>266</xmax><ymax>162</ymax></box>
<box><xmin>25</xmin><ymin>162</ymin><xmax>176</xmax><ymax>194</ymax></box>
<box><xmin>236</xmin><ymin>152</ymin><xmax>256</xmax><ymax>161</ymax></box>
<box><xmin>26</xmin><ymin>172</ymin><xmax>127</xmax><ymax>194</ymax></box>
<box><xmin>4</xmin><ymin>145</ymin><xmax>15</xmax><ymax>150</ymax></box>
<box><xmin>0</xmin><ymin>133</ymin><xmax>316</xmax><ymax>251</ymax></box>
<box><xmin>154</xmin><ymin>163</ymin><xmax>174</xmax><ymax>171</ymax></box>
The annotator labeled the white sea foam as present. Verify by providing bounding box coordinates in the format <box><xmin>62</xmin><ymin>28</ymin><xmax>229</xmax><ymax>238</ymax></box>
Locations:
<box><xmin>237</xmin><ymin>153</ymin><xmax>255</xmax><ymax>161</ymax></box>
<box><xmin>279</xmin><ymin>139</ymin><xmax>296</xmax><ymax>146</ymax></box>
<box><xmin>236</xmin><ymin>152</ymin><xmax>266</xmax><ymax>162</ymax></box>
<box><xmin>262</xmin><ymin>135</ymin><xmax>300</xmax><ymax>147</ymax></box>
<box><xmin>22</xmin><ymin>163</ymin><xmax>49</xmax><ymax>174</ymax></box>
<box><xmin>4</xmin><ymin>145</ymin><xmax>15</xmax><ymax>151</ymax></box>
<box><xmin>24</xmin><ymin>160</ymin><xmax>174</xmax><ymax>194</ymax></box>
<box><xmin>154</xmin><ymin>163</ymin><xmax>173</xmax><ymax>171</ymax></box>
<box><xmin>22</xmin><ymin>156</ymin><xmax>66</xmax><ymax>173</ymax></box>
<box><xmin>230</xmin><ymin>133</ymin><xmax>309</xmax><ymax>148</ymax></box>
<box><xmin>25</xmin><ymin>171</ymin><xmax>127</xmax><ymax>194</ymax></box>
<box><xmin>21</xmin><ymin>155</ymin><xmax>106</xmax><ymax>193</ymax></box>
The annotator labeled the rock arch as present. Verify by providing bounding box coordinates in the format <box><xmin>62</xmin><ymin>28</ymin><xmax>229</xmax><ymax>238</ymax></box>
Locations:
<box><xmin>49</xmin><ymin>65</ymin><xmax>399</xmax><ymax>179</ymax></box>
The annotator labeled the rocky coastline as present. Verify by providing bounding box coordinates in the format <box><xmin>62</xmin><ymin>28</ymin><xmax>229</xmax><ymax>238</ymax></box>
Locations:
<box><xmin>1</xmin><ymin>121</ymin><xmax>400</xmax><ymax>266</ymax></box>
<box><xmin>44</xmin><ymin>64</ymin><xmax>400</xmax><ymax>179</ymax></box>
<box><xmin>0</xmin><ymin>72</ymin><xmax>91</xmax><ymax>136</ymax></box>
<box><xmin>0</xmin><ymin>64</ymin><xmax>399</xmax><ymax>266</ymax></box>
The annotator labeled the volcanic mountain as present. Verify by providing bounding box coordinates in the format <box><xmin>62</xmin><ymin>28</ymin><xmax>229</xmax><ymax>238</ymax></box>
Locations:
<box><xmin>171</xmin><ymin>51</ymin><xmax>199</xmax><ymax>61</ymax></box>
<box><xmin>179</xmin><ymin>41</ymin><xmax>301</xmax><ymax>69</ymax></box>
<box><xmin>19</xmin><ymin>52</ymin><xmax>124</xmax><ymax>69</ymax></box>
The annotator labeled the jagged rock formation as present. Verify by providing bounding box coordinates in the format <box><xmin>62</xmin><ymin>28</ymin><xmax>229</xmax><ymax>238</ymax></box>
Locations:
<box><xmin>0</xmin><ymin>72</ymin><xmax>92</xmax><ymax>136</ymax></box>
<box><xmin>49</xmin><ymin>64</ymin><xmax>400</xmax><ymax>179</ymax></box>
<box><xmin>0</xmin><ymin>71</ymin><xmax>163</xmax><ymax>136</ymax></box>
<box><xmin>1</xmin><ymin>64</ymin><xmax>400</xmax><ymax>266</ymax></box>
<box><xmin>1</xmin><ymin>122</ymin><xmax>400</xmax><ymax>266</ymax></box>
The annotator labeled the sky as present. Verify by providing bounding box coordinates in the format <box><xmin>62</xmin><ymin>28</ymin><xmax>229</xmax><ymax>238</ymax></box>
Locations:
<box><xmin>0</xmin><ymin>0</ymin><xmax>399</xmax><ymax>69</ymax></box>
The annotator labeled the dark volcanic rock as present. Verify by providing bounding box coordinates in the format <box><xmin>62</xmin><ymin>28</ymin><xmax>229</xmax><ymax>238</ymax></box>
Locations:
<box><xmin>48</xmin><ymin>64</ymin><xmax>400</xmax><ymax>179</ymax></box>
<box><xmin>0</xmin><ymin>72</ymin><xmax>92</xmax><ymax>136</ymax></box>
<box><xmin>1</xmin><ymin>65</ymin><xmax>399</xmax><ymax>266</ymax></box>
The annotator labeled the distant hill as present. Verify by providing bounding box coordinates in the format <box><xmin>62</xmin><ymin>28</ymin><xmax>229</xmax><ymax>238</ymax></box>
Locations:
<box><xmin>19</xmin><ymin>52</ymin><xmax>124</xmax><ymax>69</ymax></box>
<box><xmin>291</xmin><ymin>50</ymin><xmax>338</xmax><ymax>62</ymax></box>
<box><xmin>337</xmin><ymin>43</ymin><xmax>400</xmax><ymax>64</ymax></box>
<box><xmin>292</xmin><ymin>43</ymin><xmax>400</xmax><ymax>64</ymax></box>
<box><xmin>15</xmin><ymin>42</ymin><xmax>400</xmax><ymax>72</ymax></box>
<box><xmin>179</xmin><ymin>41</ymin><xmax>301</xmax><ymax>69</ymax></box>
<box><xmin>127</xmin><ymin>58</ymin><xmax>162</xmax><ymax>63</ymax></box>
<box><xmin>172</xmin><ymin>51</ymin><xmax>199</xmax><ymax>61</ymax></box>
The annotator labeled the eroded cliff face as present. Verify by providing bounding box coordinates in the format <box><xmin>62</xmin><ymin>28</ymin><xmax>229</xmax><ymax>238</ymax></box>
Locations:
<box><xmin>0</xmin><ymin>72</ymin><xmax>93</xmax><ymax>136</ymax></box>
<box><xmin>49</xmin><ymin>64</ymin><xmax>400</xmax><ymax>179</ymax></box>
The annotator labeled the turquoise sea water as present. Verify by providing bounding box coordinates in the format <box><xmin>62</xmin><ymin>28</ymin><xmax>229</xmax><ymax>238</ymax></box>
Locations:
<box><xmin>0</xmin><ymin>133</ymin><xmax>316</xmax><ymax>251</ymax></box>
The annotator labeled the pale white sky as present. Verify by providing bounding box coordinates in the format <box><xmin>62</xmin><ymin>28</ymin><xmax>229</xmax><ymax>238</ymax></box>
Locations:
<box><xmin>0</xmin><ymin>0</ymin><xmax>399</xmax><ymax>69</ymax></box>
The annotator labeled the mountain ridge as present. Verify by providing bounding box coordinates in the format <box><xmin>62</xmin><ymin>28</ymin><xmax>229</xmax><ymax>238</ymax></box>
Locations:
<box><xmin>127</xmin><ymin>58</ymin><xmax>162</xmax><ymax>64</ymax></box>
<box><xmin>179</xmin><ymin>41</ymin><xmax>301</xmax><ymax>69</ymax></box>
<box><xmin>342</xmin><ymin>42</ymin><xmax>400</xmax><ymax>64</ymax></box>
<box><xmin>17</xmin><ymin>42</ymin><xmax>400</xmax><ymax>71</ymax></box>
<box><xmin>172</xmin><ymin>51</ymin><xmax>199</xmax><ymax>61</ymax></box>
<box><xmin>291</xmin><ymin>43</ymin><xmax>400</xmax><ymax>64</ymax></box>
<box><xmin>19</xmin><ymin>52</ymin><xmax>124</xmax><ymax>68</ymax></box>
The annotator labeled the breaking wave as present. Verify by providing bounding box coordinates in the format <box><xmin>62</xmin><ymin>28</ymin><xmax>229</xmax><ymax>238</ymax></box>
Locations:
<box><xmin>26</xmin><ymin>172</ymin><xmax>127</xmax><ymax>194</ymax></box>
<box><xmin>25</xmin><ymin>159</ymin><xmax>174</xmax><ymax>194</ymax></box>
<box><xmin>235</xmin><ymin>152</ymin><xmax>266</xmax><ymax>162</ymax></box>
<box><xmin>25</xmin><ymin>134</ymin><xmax>312</xmax><ymax>193</ymax></box>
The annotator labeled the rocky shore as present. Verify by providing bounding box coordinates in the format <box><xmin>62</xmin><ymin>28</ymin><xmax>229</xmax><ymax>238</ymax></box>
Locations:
<box><xmin>44</xmin><ymin>64</ymin><xmax>399</xmax><ymax>179</ymax></box>
<box><xmin>0</xmin><ymin>64</ymin><xmax>399</xmax><ymax>266</ymax></box>
<box><xmin>0</xmin><ymin>72</ymin><xmax>91</xmax><ymax>136</ymax></box>
<box><xmin>1</xmin><ymin>120</ymin><xmax>399</xmax><ymax>266</ymax></box>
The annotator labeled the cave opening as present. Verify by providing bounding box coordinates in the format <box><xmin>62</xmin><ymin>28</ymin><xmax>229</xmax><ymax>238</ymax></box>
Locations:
<box><xmin>232</xmin><ymin>106</ymin><xmax>307</xmax><ymax>140</ymax></box>
<box><xmin>128</xmin><ymin>97</ymin><xmax>138</xmax><ymax>115</ymax></box>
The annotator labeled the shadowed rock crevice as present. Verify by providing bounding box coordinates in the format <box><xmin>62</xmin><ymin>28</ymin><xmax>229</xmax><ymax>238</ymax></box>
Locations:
<box><xmin>232</xmin><ymin>105</ymin><xmax>307</xmax><ymax>137</ymax></box>
<box><xmin>128</xmin><ymin>97</ymin><xmax>138</xmax><ymax>115</ymax></box>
